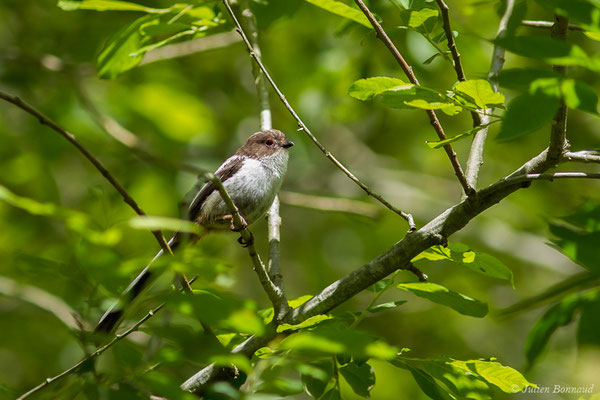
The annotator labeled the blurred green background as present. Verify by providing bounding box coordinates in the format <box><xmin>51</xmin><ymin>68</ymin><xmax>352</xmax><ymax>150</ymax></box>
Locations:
<box><xmin>0</xmin><ymin>0</ymin><xmax>599</xmax><ymax>399</ymax></box>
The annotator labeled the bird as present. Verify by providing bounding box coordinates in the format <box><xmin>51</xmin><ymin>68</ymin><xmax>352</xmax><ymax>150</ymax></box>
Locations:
<box><xmin>95</xmin><ymin>129</ymin><xmax>294</xmax><ymax>333</ymax></box>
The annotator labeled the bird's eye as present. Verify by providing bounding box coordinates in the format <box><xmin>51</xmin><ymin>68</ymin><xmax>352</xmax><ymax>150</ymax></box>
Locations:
<box><xmin>265</xmin><ymin>139</ymin><xmax>275</xmax><ymax>147</ymax></box>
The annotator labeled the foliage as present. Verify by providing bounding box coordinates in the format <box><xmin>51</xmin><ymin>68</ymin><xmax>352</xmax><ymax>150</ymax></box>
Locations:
<box><xmin>0</xmin><ymin>0</ymin><xmax>599</xmax><ymax>399</ymax></box>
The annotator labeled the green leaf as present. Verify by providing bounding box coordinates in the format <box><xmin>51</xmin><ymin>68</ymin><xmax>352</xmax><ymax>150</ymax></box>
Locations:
<box><xmin>320</xmin><ymin>388</ymin><xmax>342</xmax><ymax>400</ymax></box>
<box><xmin>396</xmin><ymin>282</ymin><xmax>488</xmax><ymax>317</ymax></box>
<box><xmin>129</xmin><ymin>215</ymin><xmax>202</xmax><ymax>234</ymax></box>
<box><xmin>280</xmin><ymin>323</ymin><xmax>398</xmax><ymax>359</ymax></box>
<box><xmin>0</xmin><ymin>185</ymin><xmax>121</xmax><ymax>245</ymax></box>
<box><xmin>348</xmin><ymin>77</ymin><xmax>409</xmax><ymax>101</ymax></box>
<box><xmin>494</xmin><ymin>36</ymin><xmax>596</xmax><ymax>70</ymax></box>
<box><xmin>304</xmin><ymin>0</ymin><xmax>372</xmax><ymax>28</ymax></box>
<box><xmin>339</xmin><ymin>362</ymin><xmax>376</xmax><ymax>397</ymax></box>
<box><xmin>368</xmin><ymin>300</ymin><xmax>407</xmax><ymax>313</ymax></box>
<box><xmin>534</xmin><ymin>0</ymin><xmax>600</xmax><ymax>33</ymax></box>
<box><xmin>169</xmin><ymin>290</ymin><xmax>265</xmax><ymax>335</ymax></box>
<box><xmin>549</xmin><ymin>222</ymin><xmax>600</xmax><ymax>272</ymax></box>
<box><xmin>449</xmin><ymin>359</ymin><xmax>536</xmax><ymax>393</ymax></box>
<box><xmin>96</xmin><ymin>14</ymin><xmax>156</xmax><ymax>79</ymax></box>
<box><xmin>140</xmin><ymin>22</ymin><xmax>191</xmax><ymax>36</ymax></box>
<box><xmin>301</xmin><ymin>360</ymin><xmax>334</xmax><ymax>399</ymax></box>
<box><xmin>454</xmin><ymin>80</ymin><xmax>505</xmax><ymax>109</ymax></box>
<box><xmin>399</xmin><ymin>8</ymin><xmax>438</xmax><ymax>31</ymax></box>
<box><xmin>58</xmin><ymin>0</ymin><xmax>167</xmax><ymax>12</ymax></box>
<box><xmin>525</xmin><ymin>291</ymin><xmax>599</xmax><ymax>366</ymax></box>
<box><xmin>426</xmin><ymin>125</ymin><xmax>485</xmax><ymax>148</ymax></box>
<box><xmin>277</xmin><ymin>314</ymin><xmax>332</xmax><ymax>332</ymax></box>
<box><xmin>379</xmin><ymin>86</ymin><xmax>456</xmax><ymax>110</ymax></box>
<box><xmin>412</xmin><ymin>245</ymin><xmax>451</xmax><ymax>262</ymax></box>
<box><xmin>129</xmin><ymin>28</ymin><xmax>198</xmax><ymax>57</ymax></box>
<box><xmin>497</xmin><ymin>93</ymin><xmax>560</xmax><ymax>141</ymax></box>
<box><xmin>459</xmin><ymin>251</ymin><xmax>515</xmax><ymax>287</ymax></box>
<box><xmin>497</xmin><ymin>68</ymin><xmax>562</xmax><ymax>91</ymax></box>
<box><xmin>560</xmin><ymin>79</ymin><xmax>599</xmax><ymax>114</ymax></box>
<box><xmin>393</xmin><ymin>361</ymin><xmax>454</xmax><ymax>400</ymax></box>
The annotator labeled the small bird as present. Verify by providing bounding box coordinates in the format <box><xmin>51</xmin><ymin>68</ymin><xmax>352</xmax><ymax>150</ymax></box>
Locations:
<box><xmin>95</xmin><ymin>129</ymin><xmax>294</xmax><ymax>333</ymax></box>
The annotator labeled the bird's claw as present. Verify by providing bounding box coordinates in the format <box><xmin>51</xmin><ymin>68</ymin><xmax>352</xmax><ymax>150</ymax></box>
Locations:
<box><xmin>226</xmin><ymin>214</ymin><xmax>248</xmax><ymax>232</ymax></box>
<box><xmin>237</xmin><ymin>235</ymin><xmax>254</xmax><ymax>247</ymax></box>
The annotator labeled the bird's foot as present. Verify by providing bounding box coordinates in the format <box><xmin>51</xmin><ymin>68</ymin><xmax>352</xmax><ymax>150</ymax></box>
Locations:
<box><xmin>224</xmin><ymin>214</ymin><xmax>248</xmax><ymax>232</ymax></box>
<box><xmin>237</xmin><ymin>234</ymin><xmax>254</xmax><ymax>247</ymax></box>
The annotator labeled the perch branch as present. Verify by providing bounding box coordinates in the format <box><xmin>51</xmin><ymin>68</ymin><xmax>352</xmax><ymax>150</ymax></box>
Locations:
<box><xmin>561</xmin><ymin>150</ymin><xmax>600</xmax><ymax>164</ymax></box>
<box><xmin>222</xmin><ymin>0</ymin><xmax>416</xmax><ymax>232</ymax></box>
<box><xmin>353</xmin><ymin>0</ymin><xmax>474</xmax><ymax>197</ymax></box>
<box><xmin>0</xmin><ymin>90</ymin><xmax>173</xmax><ymax>255</ymax></box>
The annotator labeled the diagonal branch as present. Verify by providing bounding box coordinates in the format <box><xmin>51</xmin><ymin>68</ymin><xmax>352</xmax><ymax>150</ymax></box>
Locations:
<box><xmin>353</xmin><ymin>0</ymin><xmax>474</xmax><ymax>197</ymax></box>
<box><xmin>0</xmin><ymin>90</ymin><xmax>173</xmax><ymax>255</ymax></box>
<box><xmin>464</xmin><ymin>0</ymin><xmax>515</xmax><ymax>191</ymax></box>
<box><xmin>222</xmin><ymin>0</ymin><xmax>416</xmax><ymax>232</ymax></box>
<box><xmin>17</xmin><ymin>302</ymin><xmax>168</xmax><ymax>400</ymax></box>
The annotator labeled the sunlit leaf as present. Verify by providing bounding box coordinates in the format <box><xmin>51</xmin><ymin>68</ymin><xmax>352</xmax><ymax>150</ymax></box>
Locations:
<box><xmin>454</xmin><ymin>80</ymin><xmax>505</xmax><ymax>109</ymax></box>
<box><xmin>560</xmin><ymin>79</ymin><xmax>599</xmax><ymax>114</ymax></box>
<box><xmin>348</xmin><ymin>77</ymin><xmax>409</xmax><ymax>101</ymax></box>
<box><xmin>379</xmin><ymin>86</ymin><xmax>456</xmax><ymax>110</ymax></box>
<box><xmin>304</xmin><ymin>0</ymin><xmax>372</xmax><ymax>28</ymax></box>
<box><xmin>449</xmin><ymin>358</ymin><xmax>536</xmax><ymax>393</ymax></box>
<box><xmin>399</xmin><ymin>8</ymin><xmax>438</xmax><ymax>31</ymax></box>
<box><xmin>278</xmin><ymin>314</ymin><xmax>332</xmax><ymax>332</ymax></box>
<box><xmin>397</xmin><ymin>282</ymin><xmax>488</xmax><ymax>317</ymax></box>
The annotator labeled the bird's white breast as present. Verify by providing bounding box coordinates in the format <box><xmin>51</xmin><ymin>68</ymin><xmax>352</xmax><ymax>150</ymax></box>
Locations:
<box><xmin>199</xmin><ymin>151</ymin><xmax>288</xmax><ymax>227</ymax></box>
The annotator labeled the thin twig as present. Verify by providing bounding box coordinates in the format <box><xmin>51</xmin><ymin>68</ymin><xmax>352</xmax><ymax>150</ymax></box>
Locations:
<box><xmin>0</xmin><ymin>90</ymin><xmax>173</xmax><ymax>255</ymax></box>
<box><xmin>236</xmin><ymin>0</ymin><xmax>289</xmax><ymax>319</ymax></box>
<box><xmin>434</xmin><ymin>0</ymin><xmax>466</xmax><ymax>82</ymax></box>
<box><xmin>560</xmin><ymin>150</ymin><xmax>600</xmax><ymax>164</ymax></box>
<box><xmin>522</xmin><ymin>20</ymin><xmax>583</xmax><ymax>31</ymax></box>
<box><xmin>17</xmin><ymin>302</ymin><xmax>167</xmax><ymax>400</ymax></box>
<box><xmin>280</xmin><ymin>191</ymin><xmax>380</xmax><ymax>218</ymax></box>
<box><xmin>497</xmin><ymin>172</ymin><xmax>600</xmax><ymax>187</ymax></box>
<box><xmin>548</xmin><ymin>15</ymin><xmax>570</xmax><ymax>162</ymax></box>
<box><xmin>140</xmin><ymin>32</ymin><xmax>241</xmax><ymax>66</ymax></box>
<box><xmin>222</xmin><ymin>0</ymin><xmax>416</xmax><ymax>232</ymax></box>
<box><xmin>352</xmin><ymin>0</ymin><xmax>474</xmax><ymax>197</ymax></box>
<box><xmin>464</xmin><ymin>0</ymin><xmax>515</xmax><ymax>192</ymax></box>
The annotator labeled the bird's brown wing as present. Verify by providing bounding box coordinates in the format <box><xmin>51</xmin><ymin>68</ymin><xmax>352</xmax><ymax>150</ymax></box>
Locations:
<box><xmin>187</xmin><ymin>156</ymin><xmax>244</xmax><ymax>221</ymax></box>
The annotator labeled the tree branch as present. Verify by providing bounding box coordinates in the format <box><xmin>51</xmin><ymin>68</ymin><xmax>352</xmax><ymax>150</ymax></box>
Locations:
<box><xmin>236</xmin><ymin>0</ymin><xmax>289</xmax><ymax>320</ymax></box>
<box><xmin>279</xmin><ymin>191</ymin><xmax>380</xmax><ymax>218</ymax></box>
<box><xmin>353</xmin><ymin>0</ymin><xmax>474</xmax><ymax>197</ymax></box>
<box><xmin>0</xmin><ymin>90</ymin><xmax>173</xmax><ymax>256</ymax></box>
<box><xmin>17</xmin><ymin>302</ymin><xmax>168</xmax><ymax>400</ymax></box>
<box><xmin>464</xmin><ymin>0</ymin><xmax>515</xmax><ymax>191</ymax></box>
<box><xmin>561</xmin><ymin>150</ymin><xmax>600</xmax><ymax>164</ymax></box>
<box><xmin>221</xmin><ymin>0</ymin><xmax>416</xmax><ymax>232</ymax></box>
<box><xmin>522</xmin><ymin>20</ymin><xmax>583</xmax><ymax>31</ymax></box>
<box><xmin>548</xmin><ymin>15</ymin><xmax>569</xmax><ymax>162</ymax></box>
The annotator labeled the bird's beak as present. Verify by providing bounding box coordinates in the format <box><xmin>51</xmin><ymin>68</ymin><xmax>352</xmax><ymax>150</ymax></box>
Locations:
<box><xmin>282</xmin><ymin>140</ymin><xmax>294</xmax><ymax>148</ymax></box>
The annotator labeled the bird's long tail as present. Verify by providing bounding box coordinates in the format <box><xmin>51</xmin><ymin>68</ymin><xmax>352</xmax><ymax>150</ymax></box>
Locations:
<box><xmin>95</xmin><ymin>234</ymin><xmax>181</xmax><ymax>333</ymax></box>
